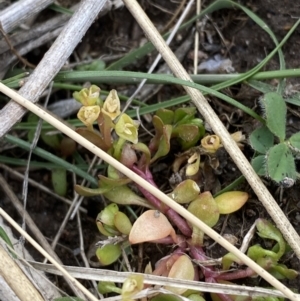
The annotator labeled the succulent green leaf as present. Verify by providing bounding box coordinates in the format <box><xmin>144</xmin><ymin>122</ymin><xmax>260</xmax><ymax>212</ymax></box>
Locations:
<box><xmin>96</xmin><ymin>244</ymin><xmax>121</xmax><ymax>266</ymax></box>
<box><xmin>251</xmin><ymin>155</ymin><xmax>266</xmax><ymax>176</ymax></box>
<box><xmin>266</xmin><ymin>143</ymin><xmax>296</xmax><ymax>183</ymax></box>
<box><xmin>260</xmin><ymin>92</ymin><xmax>286</xmax><ymax>141</ymax></box>
<box><xmin>155</xmin><ymin>108</ymin><xmax>174</xmax><ymax>124</ymax></box>
<box><xmin>269</xmin><ymin>263</ymin><xmax>298</xmax><ymax>280</ymax></box>
<box><xmin>98</xmin><ymin>203</ymin><xmax>119</xmax><ymax>226</ymax></box>
<box><xmin>114</xmin><ymin>211</ymin><xmax>133</xmax><ymax>235</ymax></box>
<box><xmin>174</xmin><ymin>107</ymin><xmax>196</xmax><ymax>124</ymax></box>
<box><xmin>98</xmin><ymin>175</ymin><xmax>132</xmax><ymax>187</ymax></box>
<box><xmin>52</xmin><ymin>168</ymin><xmax>67</xmax><ymax>196</ymax></box>
<box><xmin>41</xmin><ymin>131</ymin><xmax>61</xmax><ymax>150</ymax></box>
<box><xmin>222</xmin><ymin>252</ymin><xmax>244</xmax><ymax>271</ymax></box>
<box><xmin>165</xmin><ymin>255</ymin><xmax>195</xmax><ymax>294</ymax></box>
<box><xmin>249</xmin><ymin>126</ymin><xmax>274</xmax><ymax>154</ymax></box>
<box><xmin>247</xmin><ymin>244</ymin><xmax>278</xmax><ymax>261</ymax></box>
<box><xmin>172</xmin><ymin>124</ymin><xmax>202</xmax><ymax>149</ymax></box>
<box><xmin>150</xmin><ymin>124</ymin><xmax>172</xmax><ymax>163</ymax></box>
<box><xmin>149</xmin><ymin>115</ymin><xmax>166</xmax><ymax>152</ymax></box>
<box><xmin>288</xmin><ymin>132</ymin><xmax>300</xmax><ymax>152</ymax></box>
<box><xmin>169</xmin><ymin>179</ymin><xmax>200</xmax><ymax>204</ymax></box>
<box><xmin>214</xmin><ymin>191</ymin><xmax>248</xmax><ymax>214</ymax></box>
<box><xmin>187</xmin><ymin>192</ymin><xmax>219</xmax><ymax>227</ymax></box>
<box><xmin>104</xmin><ymin>185</ymin><xmax>152</xmax><ymax>207</ymax></box>
<box><xmin>75</xmin><ymin>184</ymin><xmax>110</xmax><ymax>196</ymax></box>
<box><xmin>188</xmin><ymin>192</ymin><xmax>219</xmax><ymax>245</ymax></box>
<box><xmin>96</xmin><ymin>220</ymin><xmax>117</xmax><ymax>236</ymax></box>
<box><xmin>98</xmin><ymin>281</ymin><xmax>121</xmax><ymax>294</ymax></box>
<box><xmin>256</xmin><ymin>219</ymin><xmax>285</xmax><ymax>259</ymax></box>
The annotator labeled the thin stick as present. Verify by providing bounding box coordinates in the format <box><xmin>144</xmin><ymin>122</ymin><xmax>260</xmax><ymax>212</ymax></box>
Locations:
<box><xmin>193</xmin><ymin>0</ymin><xmax>201</xmax><ymax>75</ymax></box>
<box><xmin>122</xmin><ymin>0</ymin><xmax>300</xmax><ymax>259</ymax></box>
<box><xmin>0</xmin><ymin>22</ymin><xmax>35</xmax><ymax>69</ymax></box>
<box><xmin>0</xmin><ymin>164</ymin><xmax>87</xmax><ymax>213</ymax></box>
<box><xmin>0</xmin><ymin>208</ymin><xmax>99</xmax><ymax>301</ymax></box>
<box><xmin>0</xmin><ymin>243</ymin><xmax>44</xmax><ymax>301</ymax></box>
<box><xmin>0</xmin><ymin>84</ymin><xmax>298</xmax><ymax>300</ymax></box>
<box><xmin>120</xmin><ymin>0</ymin><xmax>194</xmax><ymax>114</ymax></box>
<box><xmin>0</xmin><ymin>0</ymin><xmax>108</xmax><ymax>137</ymax></box>
<box><xmin>0</xmin><ymin>0</ymin><xmax>54</xmax><ymax>33</ymax></box>
<box><xmin>0</xmin><ymin>174</ymin><xmax>85</xmax><ymax>298</ymax></box>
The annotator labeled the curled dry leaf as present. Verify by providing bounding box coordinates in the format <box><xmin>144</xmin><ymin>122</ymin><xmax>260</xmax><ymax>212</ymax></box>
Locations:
<box><xmin>129</xmin><ymin>210</ymin><xmax>177</xmax><ymax>244</ymax></box>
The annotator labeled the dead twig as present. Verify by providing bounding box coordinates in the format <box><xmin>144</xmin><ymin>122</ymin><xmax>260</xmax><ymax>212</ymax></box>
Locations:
<box><xmin>0</xmin><ymin>0</ymin><xmax>54</xmax><ymax>33</ymax></box>
<box><xmin>0</xmin><ymin>0</ymin><xmax>109</xmax><ymax>137</ymax></box>
<box><xmin>0</xmin><ymin>22</ymin><xmax>35</xmax><ymax>69</ymax></box>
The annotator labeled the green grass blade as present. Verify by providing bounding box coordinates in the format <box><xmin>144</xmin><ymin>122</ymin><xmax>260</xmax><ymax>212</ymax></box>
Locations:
<box><xmin>211</xmin><ymin>18</ymin><xmax>300</xmax><ymax>92</ymax></box>
<box><xmin>55</xmin><ymin>70</ymin><xmax>263</xmax><ymax>122</ymax></box>
<box><xmin>4</xmin><ymin>134</ymin><xmax>98</xmax><ymax>186</ymax></box>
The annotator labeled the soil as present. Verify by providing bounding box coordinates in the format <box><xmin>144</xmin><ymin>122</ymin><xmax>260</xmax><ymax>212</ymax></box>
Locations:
<box><xmin>1</xmin><ymin>0</ymin><xmax>300</xmax><ymax>299</ymax></box>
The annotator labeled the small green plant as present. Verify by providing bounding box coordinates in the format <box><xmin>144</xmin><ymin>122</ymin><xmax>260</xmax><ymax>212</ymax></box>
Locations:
<box><xmin>72</xmin><ymin>85</ymin><xmax>295</xmax><ymax>301</ymax></box>
<box><xmin>250</xmin><ymin>92</ymin><xmax>300</xmax><ymax>185</ymax></box>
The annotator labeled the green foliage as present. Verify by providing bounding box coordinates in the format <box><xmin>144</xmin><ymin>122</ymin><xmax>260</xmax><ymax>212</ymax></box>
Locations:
<box><xmin>0</xmin><ymin>226</ymin><xmax>16</xmax><ymax>258</ymax></box>
<box><xmin>250</xmin><ymin>92</ymin><xmax>299</xmax><ymax>185</ymax></box>
<box><xmin>98</xmin><ymin>281</ymin><xmax>121</xmax><ymax>294</ymax></box>
<box><xmin>222</xmin><ymin>219</ymin><xmax>298</xmax><ymax>280</ymax></box>
<box><xmin>96</xmin><ymin>244</ymin><xmax>122</xmax><ymax>266</ymax></box>
<box><xmin>260</xmin><ymin>92</ymin><xmax>286</xmax><ymax>141</ymax></box>
<box><xmin>266</xmin><ymin>144</ymin><xmax>296</xmax><ymax>183</ymax></box>
<box><xmin>51</xmin><ymin>168</ymin><xmax>67</xmax><ymax>196</ymax></box>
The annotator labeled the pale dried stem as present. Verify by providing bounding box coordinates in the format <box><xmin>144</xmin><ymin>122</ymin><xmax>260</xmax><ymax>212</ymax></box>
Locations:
<box><xmin>0</xmin><ymin>209</ymin><xmax>99</xmax><ymax>301</ymax></box>
<box><xmin>0</xmin><ymin>174</ymin><xmax>86</xmax><ymax>298</ymax></box>
<box><xmin>0</xmin><ymin>243</ymin><xmax>44</xmax><ymax>301</ymax></box>
<box><xmin>0</xmin><ymin>0</ymin><xmax>109</xmax><ymax>137</ymax></box>
<box><xmin>0</xmin><ymin>0</ymin><xmax>54</xmax><ymax>33</ymax></box>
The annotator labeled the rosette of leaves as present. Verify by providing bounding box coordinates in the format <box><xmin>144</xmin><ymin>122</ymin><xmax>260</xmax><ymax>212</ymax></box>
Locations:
<box><xmin>155</xmin><ymin>107</ymin><xmax>205</xmax><ymax>151</ymax></box>
<box><xmin>93</xmin><ymin>203</ymin><xmax>133</xmax><ymax>266</ymax></box>
<box><xmin>250</xmin><ymin>92</ymin><xmax>299</xmax><ymax>185</ymax></box>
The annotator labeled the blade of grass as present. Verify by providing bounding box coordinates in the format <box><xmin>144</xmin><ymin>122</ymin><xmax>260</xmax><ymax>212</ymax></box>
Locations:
<box><xmin>4</xmin><ymin>134</ymin><xmax>98</xmax><ymax>186</ymax></box>
<box><xmin>5</xmin><ymin>68</ymin><xmax>300</xmax><ymax>90</ymax></box>
<box><xmin>55</xmin><ymin>70</ymin><xmax>264</xmax><ymax>122</ymax></box>
<box><xmin>210</xmin><ymin>19</ymin><xmax>300</xmax><ymax>92</ymax></box>
<box><xmin>0</xmin><ymin>155</ymin><xmax>91</xmax><ymax>170</ymax></box>
<box><xmin>55</xmin><ymin>68</ymin><xmax>300</xmax><ymax>86</ymax></box>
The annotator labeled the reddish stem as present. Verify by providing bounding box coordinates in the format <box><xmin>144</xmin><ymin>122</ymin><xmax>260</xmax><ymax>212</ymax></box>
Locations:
<box><xmin>166</xmin><ymin>208</ymin><xmax>192</xmax><ymax>237</ymax></box>
<box><xmin>215</xmin><ymin>267</ymin><xmax>256</xmax><ymax>281</ymax></box>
